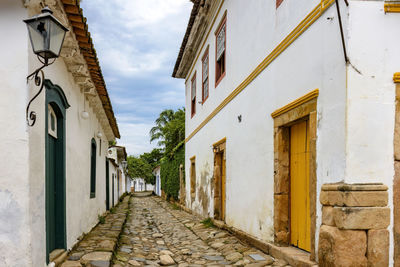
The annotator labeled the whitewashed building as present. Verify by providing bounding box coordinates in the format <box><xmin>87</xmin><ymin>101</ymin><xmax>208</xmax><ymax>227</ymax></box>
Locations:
<box><xmin>173</xmin><ymin>0</ymin><xmax>400</xmax><ymax>265</ymax></box>
<box><xmin>107</xmin><ymin>145</ymin><xmax>129</xmax><ymax>206</ymax></box>
<box><xmin>132</xmin><ymin>178</ymin><xmax>154</xmax><ymax>192</ymax></box>
<box><xmin>0</xmin><ymin>0</ymin><xmax>121</xmax><ymax>266</ymax></box>
<box><xmin>153</xmin><ymin>166</ymin><xmax>161</xmax><ymax>196</ymax></box>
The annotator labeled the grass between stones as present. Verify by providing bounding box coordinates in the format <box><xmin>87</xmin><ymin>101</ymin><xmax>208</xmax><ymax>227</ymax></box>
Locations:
<box><xmin>112</xmin><ymin>195</ymin><xmax>132</xmax><ymax>265</ymax></box>
<box><xmin>200</xmin><ymin>217</ymin><xmax>215</xmax><ymax>228</ymax></box>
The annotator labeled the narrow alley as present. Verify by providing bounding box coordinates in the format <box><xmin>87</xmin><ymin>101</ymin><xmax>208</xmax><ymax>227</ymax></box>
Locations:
<box><xmin>114</xmin><ymin>195</ymin><xmax>291</xmax><ymax>267</ymax></box>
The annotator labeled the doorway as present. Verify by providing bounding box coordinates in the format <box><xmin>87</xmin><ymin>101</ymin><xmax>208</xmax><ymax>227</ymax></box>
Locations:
<box><xmin>290</xmin><ymin>120</ymin><xmax>311</xmax><ymax>252</ymax></box>
<box><xmin>272</xmin><ymin>89</ymin><xmax>318</xmax><ymax>259</ymax></box>
<box><xmin>213</xmin><ymin>138</ymin><xmax>226</xmax><ymax>221</ymax></box>
<box><xmin>45</xmin><ymin>80</ymin><xmax>69</xmax><ymax>263</ymax></box>
<box><xmin>112</xmin><ymin>174</ymin><xmax>115</xmax><ymax>207</ymax></box>
<box><xmin>106</xmin><ymin>159</ymin><xmax>110</xmax><ymax>210</ymax></box>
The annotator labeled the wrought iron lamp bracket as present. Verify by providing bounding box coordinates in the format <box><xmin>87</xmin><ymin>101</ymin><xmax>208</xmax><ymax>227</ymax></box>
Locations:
<box><xmin>26</xmin><ymin>56</ymin><xmax>55</xmax><ymax>126</ymax></box>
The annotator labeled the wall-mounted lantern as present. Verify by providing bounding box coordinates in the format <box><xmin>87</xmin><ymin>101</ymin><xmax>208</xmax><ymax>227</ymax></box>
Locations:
<box><xmin>24</xmin><ymin>7</ymin><xmax>69</xmax><ymax>126</ymax></box>
<box><xmin>121</xmin><ymin>161</ymin><xmax>128</xmax><ymax>170</ymax></box>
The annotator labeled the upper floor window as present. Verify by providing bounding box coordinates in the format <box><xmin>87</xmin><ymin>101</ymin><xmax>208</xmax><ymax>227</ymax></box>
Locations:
<box><xmin>191</xmin><ymin>73</ymin><xmax>196</xmax><ymax>117</ymax></box>
<box><xmin>215</xmin><ymin>14</ymin><xmax>226</xmax><ymax>86</ymax></box>
<box><xmin>90</xmin><ymin>138</ymin><xmax>97</xmax><ymax>198</ymax></box>
<box><xmin>202</xmin><ymin>48</ymin><xmax>209</xmax><ymax>103</ymax></box>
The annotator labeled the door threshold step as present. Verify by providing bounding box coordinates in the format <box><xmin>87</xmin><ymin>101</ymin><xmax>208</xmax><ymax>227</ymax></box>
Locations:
<box><xmin>49</xmin><ymin>249</ymin><xmax>68</xmax><ymax>267</ymax></box>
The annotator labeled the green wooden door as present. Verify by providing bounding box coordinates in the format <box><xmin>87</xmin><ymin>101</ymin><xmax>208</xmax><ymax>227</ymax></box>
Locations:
<box><xmin>106</xmin><ymin>160</ymin><xmax>110</xmax><ymax>210</ymax></box>
<box><xmin>45</xmin><ymin>80</ymin><xmax>69</xmax><ymax>263</ymax></box>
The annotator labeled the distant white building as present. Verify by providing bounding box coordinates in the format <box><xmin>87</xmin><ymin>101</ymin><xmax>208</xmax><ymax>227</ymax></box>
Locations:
<box><xmin>132</xmin><ymin>178</ymin><xmax>154</xmax><ymax>192</ymax></box>
<box><xmin>153</xmin><ymin>166</ymin><xmax>161</xmax><ymax>196</ymax></box>
<box><xmin>107</xmin><ymin>146</ymin><xmax>129</xmax><ymax>206</ymax></box>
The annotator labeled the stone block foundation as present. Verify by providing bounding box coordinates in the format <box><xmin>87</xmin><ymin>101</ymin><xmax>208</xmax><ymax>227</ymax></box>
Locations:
<box><xmin>318</xmin><ymin>183</ymin><xmax>389</xmax><ymax>267</ymax></box>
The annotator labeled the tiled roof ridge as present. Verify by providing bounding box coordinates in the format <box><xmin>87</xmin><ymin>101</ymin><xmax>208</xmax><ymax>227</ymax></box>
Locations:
<box><xmin>61</xmin><ymin>0</ymin><xmax>121</xmax><ymax>138</ymax></box>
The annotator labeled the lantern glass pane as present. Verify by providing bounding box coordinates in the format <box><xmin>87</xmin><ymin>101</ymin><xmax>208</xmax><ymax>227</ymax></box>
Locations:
<box><xmin>26</xmin><ymin>19</ymin><xmax>49</xmax><ymax>54</ymax></box>
<box><xmin>49</xmin><ymin>19</ymin><xmax>66</xmax><ymax>57</ymax></box>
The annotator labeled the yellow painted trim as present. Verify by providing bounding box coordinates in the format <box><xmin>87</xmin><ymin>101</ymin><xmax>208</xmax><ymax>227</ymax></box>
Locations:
<box><xmin>394</xmin><ymin>72</ymin><xmax>400</xmax><ymax>83</ymax></box>
<box><xmin>213</xmin><ymin>137</ymin><xmax>226</xmax><ymax>147</ymax></box>
<box><xmin>185</xmin><ymin>0</ymin><xmax>225</xmax><ymax>83</ymax></box>
<box><xmin>185</xmin><ymin>0</ymin><xmax>335</xmax><ymax>143</ymax></box>
<box><xmin>384</xmin><ymin>1</ymin><xmax>400</xmax><ymax>13</ymax></box>
<box><xmin>271</xmin><ymin>89</ymin><xmax>319</xmax><ymax>118</ymax></box>
<box><xmin>190</xmin><ymin>155</ymin><xmax>196</xmax><ymax>161</ymax></box>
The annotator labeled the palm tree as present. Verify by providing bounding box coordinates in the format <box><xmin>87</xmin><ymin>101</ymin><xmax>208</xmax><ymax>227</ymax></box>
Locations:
<box><xmin>149</xmin><ymin>109</ymin><xmax>175</xmax><ymax>147</ymax></box>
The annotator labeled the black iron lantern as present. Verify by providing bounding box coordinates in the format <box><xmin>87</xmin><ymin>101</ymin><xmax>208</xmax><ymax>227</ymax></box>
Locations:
<box><xmin>24</xmin><ymin>7</ymin><xmax>69</xmax><ymax>127</ymax></box>
<box><xmin>24</xmin><ymin>6</ymin><xmax>68</xmax><ymax>63</ymax></box>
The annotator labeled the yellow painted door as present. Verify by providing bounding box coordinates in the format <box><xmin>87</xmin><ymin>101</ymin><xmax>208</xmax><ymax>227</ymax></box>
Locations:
<box><xmin>290</xmin><ymin>120</ymin><xmax>311</xmax><ymax>251</ymax></box>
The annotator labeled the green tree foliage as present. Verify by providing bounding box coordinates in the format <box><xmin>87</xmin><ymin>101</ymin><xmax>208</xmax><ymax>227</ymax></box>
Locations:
<box><xmin>127</xmin><ymin>155</ymin><xmax>154</xmax><ymax>185</ymax></box>
<box><xmin>150</xmin><ymin>108</ymin><xmax>185</xmax><ymax>154</ymax></box>
<box><xmin>141</xmin><ymin>148</ymin><xmax>163</xmax><ymax>169</ymax></box>
<box><xmin>127</xmin><ymin>108</ymin><xmax>185</xmax><ymax>193</ymax></box>
<box><xmin>160</xmin><ymin>142</ymin><xmax>184</xmax><ymax>200</ymax></box>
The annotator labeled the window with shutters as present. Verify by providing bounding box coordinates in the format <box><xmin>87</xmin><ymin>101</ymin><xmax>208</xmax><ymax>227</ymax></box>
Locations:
<box><xmin>191</xmin><ymin>73</ymin><xmax>196</xmax><ymax>117</ymax></box>
<box><xmin>215</xmin><ymin>14</ymin><xmax>226</xmax><ymax>87</ymax></box>
<box><xmin>202</xmin><ymin>48</ymin><xmax>209</xmax><ymax>103</ymax></box>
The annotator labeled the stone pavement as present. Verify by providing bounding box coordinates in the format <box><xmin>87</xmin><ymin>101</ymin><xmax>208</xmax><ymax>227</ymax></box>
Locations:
<box><xmin>113</xmin><ymin>196</ymin><xmax>291</xmax><ymax>267</ymax></box>
<box><xmin>60</xmin><ymin>195</ymin><xmax>130</xmax><ymax>267</ymax></box>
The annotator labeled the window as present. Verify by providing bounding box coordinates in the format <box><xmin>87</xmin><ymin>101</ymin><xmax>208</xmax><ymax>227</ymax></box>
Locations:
<box><xmin>215</xmin><ymin>14</ymin><xmax>226</xmax><ymax>86</ymax></box>
<box><xmin>191</xmin><ymin>73</ymin><xmax>196</xmax><ymax>117</ymax></box>
<box><xmin>202</xmin><ymin>48</ymin><xmax>209</xmax><ymax>103</ymax></box>
<box><xmin>90</xmin><ymin>138</ymin><xmax>97</xmax><ymax>198</ymax></box>
<box><xmin>48</xmin><ymin>104</ymin><xmax>57</xmax><ymax>138</ymax></box>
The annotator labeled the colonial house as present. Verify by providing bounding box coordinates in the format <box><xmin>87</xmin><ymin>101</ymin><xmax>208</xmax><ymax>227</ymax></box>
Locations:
<box><xmin>173</xmin><ymin>0</ymin><xmax>400</xmax><ymax>266</ymax></box>
<box><xmin>107</xmin><ymin>145</ymin><xmax>129</xmax><ymax>207</ymax></box>
<box><xmin>0</xmin><ymin>0</ymin><xmax>122</xmax><ymax>266</ymax></box>
<box><xmin>153</xmin><ymin>165</ymin><xmax>161</xmax><ymax>196</ymax></box>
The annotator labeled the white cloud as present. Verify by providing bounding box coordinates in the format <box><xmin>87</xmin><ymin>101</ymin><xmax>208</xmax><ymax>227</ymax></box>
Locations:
<box><xmin>116</xmin><ymin>0</ymin><xmax>190</xmax><ymax>28</ymax></box>
<box><xmin>117</xmin><ymin>122</ymin><xmax>160</xmax><ymax>156</ymax></box>
<box><xmin>81</xmin><ymin>0</ymin><xmax>192</xmax><ymax>156</ymax></box>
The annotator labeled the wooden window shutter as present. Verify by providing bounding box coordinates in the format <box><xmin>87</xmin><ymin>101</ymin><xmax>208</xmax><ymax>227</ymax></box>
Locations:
<box><xmin>216</xmin><ymin>23</ymin><xmax>226</xmax><ymax>60</ymax></box>
<box><xmin>202</xmin><ymin>54</ymin><xmax>209</xmax><ymax>82</ymax></box>
<box><xmin>191</xmin><ymin>77</ymin><xmax>196</xmax><ymax>100</ymax></box>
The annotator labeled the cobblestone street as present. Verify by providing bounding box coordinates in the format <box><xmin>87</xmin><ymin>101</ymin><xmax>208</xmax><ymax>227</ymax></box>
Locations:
<box><xmin>113</xmin><ymin>196</ymin><xmax>291</xmax><ymax>267</ymax></box>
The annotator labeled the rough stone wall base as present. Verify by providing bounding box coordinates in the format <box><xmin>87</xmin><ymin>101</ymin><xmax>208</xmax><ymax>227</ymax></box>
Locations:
<box><xmin>318</xmin><ymin>183</ymin><xmax>389</xmax><ymax>267</ymax></box>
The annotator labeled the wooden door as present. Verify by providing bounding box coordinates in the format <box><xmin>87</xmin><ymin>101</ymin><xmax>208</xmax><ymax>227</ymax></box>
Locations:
<box><xmin>290</xmin><ymin>120</ymin><xmax>311</xmax><ymax>251</ymax></box>
<box><xmin>112</xmin><ymin>174</ymin><xmax>115</xmax><ymax>207</ymax></box>
<box><xmin>214</xmin><ymin>149</ymin><xmax>226</xmax><ymax>221</ymax></box>
<box><xmin>46</xmin><ymin>103</ymin><xmax>66</xmax><ymax>262</ymax></box>
<box><xmin>106</xmin><ymin>160</ymin><xmax>110</xmax><ymax>210</ymax></box>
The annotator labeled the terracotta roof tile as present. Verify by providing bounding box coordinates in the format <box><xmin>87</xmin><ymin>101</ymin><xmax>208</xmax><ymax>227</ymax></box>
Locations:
<box><xmin>62</xmin><ymin>1</ymin><xmax>120</xmax><ymax>138</ymax></box>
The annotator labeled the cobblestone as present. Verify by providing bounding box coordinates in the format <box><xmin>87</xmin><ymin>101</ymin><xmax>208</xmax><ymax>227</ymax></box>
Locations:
<box><xmin>60</xmin><ymin>196</ymin><xmax>130</xmax><ymax>267</ymax></box>
<box><xmin>113</xmin><ymin>196</ymin><xmax>291</xmax><ymax>267</ymax></box>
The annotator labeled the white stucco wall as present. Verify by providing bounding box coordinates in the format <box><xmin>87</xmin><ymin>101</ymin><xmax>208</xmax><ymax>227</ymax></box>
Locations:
<box><xmin>0</xmin><ymin>1</ymin><xmax>31</xmax><ymax>267</ymax></box>
<box><xmin>344</xmin><ymin>2</ymin><xmax>400</xmax><ymax>264</ymax></box>
<box><xmin>184</xmin><ymin>0</ymin><xmax>346</xmax><ymax>251</ymax></box>
<box><xmin>154</xmin><ymin>168</ymin><xmax>161</xmax><ymax>196</ymax></box>
<box><xmin>28</xmin><ymin>55</ymin><xmax>113</xmax><ymax>266</ymax></box>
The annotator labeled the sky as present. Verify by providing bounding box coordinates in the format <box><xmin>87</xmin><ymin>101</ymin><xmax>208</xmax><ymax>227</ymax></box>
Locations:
<box><xmin>80</xmin><ymin>0</ymin><xmax>192</xmax><ymax>156</ymax></box>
